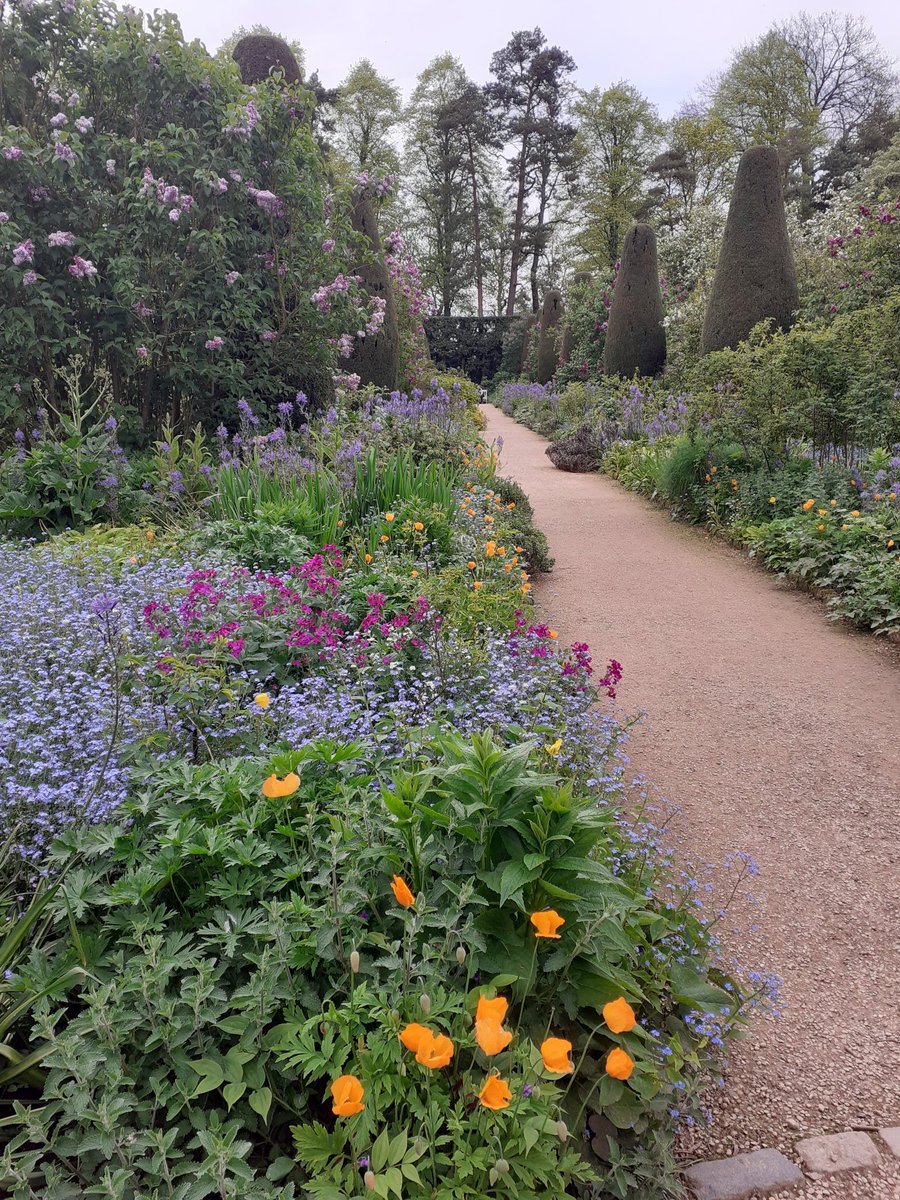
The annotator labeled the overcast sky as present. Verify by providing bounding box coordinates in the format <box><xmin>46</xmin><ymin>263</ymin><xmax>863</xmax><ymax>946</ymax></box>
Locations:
<box><xmin>132</xmin><ymin>0</ymin><xmax>899</xmax><ymax>117</ymax></box>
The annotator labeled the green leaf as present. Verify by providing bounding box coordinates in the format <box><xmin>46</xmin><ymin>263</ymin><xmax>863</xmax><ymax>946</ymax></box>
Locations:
<box><xmin>669</xmin><ymin>962</ymin><xmax>735</xmax><ymax>1011</ymax></box>
<box><xmin>265</xmin><ymin>1157</ymin><xmax>295</xmax><ymax>1182</ymax></box>
<box><xmin>222</xmin><ymin>1080</ymin><xmax>246</xmax><ymax>1108</ymax></box>
<box><xmin>371</xmin><ymin>1127</ymin><xmax>390</xmax><ymax>1173</ymax></box>
<box><xmin>249</xmin><ymin>1087</ymin><xmax>272</xmax><ymax>1122</ymax></box>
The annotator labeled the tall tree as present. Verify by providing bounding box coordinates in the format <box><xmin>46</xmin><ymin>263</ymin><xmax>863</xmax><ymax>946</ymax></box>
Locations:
<box><xmin>335</xmin><ymin>59</ymin><xmax>402</xmax><ymax>177</ymax></box>
<box><xmin>777</xmin><ymin>11</ymin><xmax>898</xmax><ymax>142</ymax></box>
<box><xmin>522</xmin><ymin>104</ymin><xmax>578</xmax><ymax>310</ymax></box>
<box><xmin>438</xmin><ymin>83</ymin><xmax>497</xmax><ymax>316</ymax></box>
<box><xmin>646</xmin><ymin>102</ymin><xmax>735</xmax><ymax>228</ymax></box>
<box><xmin>572</xmin><ymin>82</ymin><xmax>663</xmax><ymax>268</ymax></box>
<box><xmin>487</xmin><ymin>29</ymin><xmax>576</xmax><ymax>316</ymax></box>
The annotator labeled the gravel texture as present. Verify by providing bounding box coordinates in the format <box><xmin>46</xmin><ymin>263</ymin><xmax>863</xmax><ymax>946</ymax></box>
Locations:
<box><xmin>483</xmin><ymin>406</ymin><xmax>900</xmax><ymax>1157</ymax></box>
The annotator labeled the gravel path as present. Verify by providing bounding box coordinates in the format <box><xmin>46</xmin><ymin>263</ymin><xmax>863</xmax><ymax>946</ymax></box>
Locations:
<box><xmin>483</xmin><ymin>405</ymin><xmax>900</xmax><ymax>1159</ymax></box>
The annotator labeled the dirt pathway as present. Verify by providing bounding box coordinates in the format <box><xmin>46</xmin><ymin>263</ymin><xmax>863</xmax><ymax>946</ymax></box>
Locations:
<box><xmin>483</xmin><ymin>404</ymin><xmax>900</xmax><ymax>1161</ymax></box>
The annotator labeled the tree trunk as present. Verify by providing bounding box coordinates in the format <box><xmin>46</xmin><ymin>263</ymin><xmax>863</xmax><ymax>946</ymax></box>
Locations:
<box><xmin>505</xmin><ymin>138</ymin><xmax>530</xmax><ymax>316</ymax></box>
<box><xmin>465</xmin><ymin>131</ymin><xmax>484</xmax><ymax>318</ymax></box>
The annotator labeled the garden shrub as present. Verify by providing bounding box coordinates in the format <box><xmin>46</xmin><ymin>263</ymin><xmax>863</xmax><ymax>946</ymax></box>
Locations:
<box><xmin>346</xmin><ymin>187</ymin><xmax>400</xmax><ymax>391</ymax></box>
<box><xmin>700</xmin><ymin>146</ymin><xmax>799</xmax><ymax>355</ymax></box>
<box><xmin>603</xmin><ymin>225</ymin><xmax>666</xmax><ymax>379</ymax></box>
<box><xmin>546</xmin><ymin>425</ymin><xmax>608</xmax><ymax>473</ymax></box>
<box><xmin>0</xmin><ymin>1</ymin><xmax>369</xmax><ymax>439</ymax></box>
<box><xmin>535</xmin><ymin>290</ymin><xmax>564</xmax><ymax>385</ymax></box>
<box><xmin>232</xmin><ymin>33</ymin><xmax>302</xmax><ymax>85</ymax></box>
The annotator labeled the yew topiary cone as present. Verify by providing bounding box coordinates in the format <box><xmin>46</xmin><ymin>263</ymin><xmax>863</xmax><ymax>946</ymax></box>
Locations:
<box><xmin>536</xmin><ymin>290</ymin><xmax>565</xmax><ymax>384</ymax></box>
<box><xmin>233</xmin><ymin>35</ymin><xmax>301</xmax><ymax>85</ymax></box>
<box><xmin>603</xmin><ymin>225</ymin><xmax>665</xmax><ymax>378</ymax></box>
<box><xmin>346</xmin><ymin>189</ymin><xmax>399</xmax><ymax>390</ymax></box>
<box><xmin>700</xmin><ymin>145</ymin><xmax>798</xmax><ymax>354</ymax></box>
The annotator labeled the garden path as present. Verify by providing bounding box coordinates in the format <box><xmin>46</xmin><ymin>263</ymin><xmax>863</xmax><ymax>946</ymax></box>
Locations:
<box><xmin>482</xmin><ymin>403</ymin><xmax>900</xmax><ymax>1160</ymax></box>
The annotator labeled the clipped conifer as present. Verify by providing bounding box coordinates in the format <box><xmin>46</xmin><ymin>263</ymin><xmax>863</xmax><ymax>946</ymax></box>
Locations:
<box><xmin>603</xmin><ymin>224</ymin><xmax>666</xmax><ymax>378</ymax></box>
<box><xmin>536</xmin><ymin>291</ymin><xmax>565</xmax><ymax>384</ymax></box>
<box><xmin>233</xmin><ymin>35</ymin><xmax>301</xmax><ymax>85</ymax></box>
<box><xmin>700</xmin><ymin>145</ymin><xmax>799</xmax><ymax>354</ymax></box>
<box><xmin>346</xmin><ymin>189</ymin><xmax>400</xmax><ymax>390</ymax></box>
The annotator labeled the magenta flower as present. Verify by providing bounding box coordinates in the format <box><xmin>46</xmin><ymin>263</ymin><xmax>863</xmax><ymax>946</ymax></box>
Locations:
<box><xmin>68</xmin><ymin>256</ymin><xmax>97</xmax><ymax>279</ymax></box>
<box><xmin>225</xmin><ymin>271</ymin><xmax>241</xmax><ymax>286</ymax></box>
<box><xmin>205</xmin><ymin>336</ymin><xmax>224</xmax><ymax>350</ymax></box>
<box><xmin>137</xmin><ymin>346</ymin><xmax>149</xmax><ymax>360</ymax></box>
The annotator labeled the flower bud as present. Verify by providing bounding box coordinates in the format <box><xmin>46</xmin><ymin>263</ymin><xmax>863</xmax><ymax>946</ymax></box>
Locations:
<box><xmin>390</xmin><ymin>1009</ymin><xmax>400</xmax><ymax>1023</ymax></box>
<box><xmin>350</xmin><ymin>950</ymin><xmax>360</xmax><ymax>974</ymax></box>
<box><xmin>556</xmin><ymin>1119</ymin><xmax>569</xmax><ymax>1143</ymax></box>
<box><xmin>399</xmin><ymin>1062</ymin><xmax>407</xmax><ymax>1077</ymax></box>
<box><xmin>414</xmin><ymin>1137</ymin><xmax>426</xmax><ymax>1156</ymax></box>
<box><xmin>455</xmin><ymin>946</ymin><xmax>467</xmax><ymax>965</ymax></box>
<box><xmin>494</xmin><ymin>1158</ymin><xmax>510</xmax><ymax>1176</ymax></box>
<box><xmin>364</xmin><ymin>1171</ymin><xmax>376</xmax><ymax>1191</ymax></box>
<box><xmin>532</xmin><ymin>1084</ymin><xmax>542</xmax><ymax>1099</ymax></box>
<box><xmin>419</xmin><ymin>992</ymin><xmax>431</xmax><ymax>1015</ymax></box>
<box><xmin>489</xmin><ymin>1169</ymin><xmax>498</xmax><ymax>1186</ymax></box>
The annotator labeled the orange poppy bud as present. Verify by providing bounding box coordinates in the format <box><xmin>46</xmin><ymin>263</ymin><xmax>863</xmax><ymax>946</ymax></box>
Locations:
<box><xmin>478</xmin><ymin>1074</ymin><xmax>511</xmax><ymax>1110</ymax></box>
<box><xmin>602</xmin><ymin>997</ymin><xmax>637</xmax><ymax>1033</ymax></box>
<box><xmin>330</xmin><ymin>1074</ymin><xmax>365</xmax><ymax>1116</ymax></box>
<box><xmin>485</xmin><ymin>541</ymin><xmax>496</xmax><ymax>557</ymax></box>
<box><xmin>540</xmin><ymin>1037</ymin><xmax>573</xmax><ymax>1074</ymax></box>
<box><xmin>605</xmin><ymin>1047</ymin><xmax>634</xmax><ymax>1080</ymax></box>
<box><xmin>365</xmin><ymin>553</ymin><xmax>373</xmax><ymax>563</ymax></box>
<box><xmin>476</xmin><ymin>1018</ymin><xmax>512</xmax><ymax>1056</ymax></box>
<box><xmin>261</xmin><ymin>772</ymin><xmax>299</xmax><ymax>798</ymax></box>
<box><xmin>399</xmin><ymin>1023</ymin><xmax>431</xmax><ymax>1053</ymax></box>
<box><xmin>530</xmin><ymin>910</ymin><xmax>565</xmax><ymax>939</ymax></box>
<box><xmin>415</xmin><ymin>1029</ymin><xmax>454</xmax><ymax>1069</ymax></box>
<box><xmin>390</xmin><ymin>875</ymin><xmax>414</xmax><ymax>908</ymax></box>
<box><xmin>549</xmin><ymin>629</ymin><xmax>558</xmax><ymax>638</ymax></box>
<box><xmin>380</xmin><ymin>534</ymin><xmax>389</xmax><ymax>543</ymax></box>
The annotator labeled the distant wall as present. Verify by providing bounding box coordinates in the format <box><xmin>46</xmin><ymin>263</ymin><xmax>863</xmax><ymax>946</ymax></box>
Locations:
<box><xmin>424</xmin><ymin>317</ymin><xmax>513</xmax><ymax>383</ymax></box>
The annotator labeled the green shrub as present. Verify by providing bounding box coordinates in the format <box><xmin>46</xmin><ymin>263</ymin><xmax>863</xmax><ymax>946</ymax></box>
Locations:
<box><xmin>657</xmin><ymin>434</ymin><xmax>710</xmax><ymax>511</ymax></box>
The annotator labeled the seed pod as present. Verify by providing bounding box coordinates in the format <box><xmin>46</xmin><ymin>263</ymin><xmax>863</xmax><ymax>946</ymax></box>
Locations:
<box><xmin>419</xmin><ymin>993</ymin><xmax>431</xmax><ymax>1015</ymax></box>
<box><xmin>364</xmin><ymin>1170</ymin><xmax>376</xmax><ymax>1191</ymax></box>
<box><xmin>455</xmin><ymin>945</ymin><xmax>467</xmax><ymax>965</ymax></box>
<box><xmin>350</xmin><ymin>950</ymin><xmax>360</xmax><ymax>974</ymax></box>
<box><xmin>556</xmin><ymin>1119</ymin><xmax>569</xmax><ymax>1143</ymax></box>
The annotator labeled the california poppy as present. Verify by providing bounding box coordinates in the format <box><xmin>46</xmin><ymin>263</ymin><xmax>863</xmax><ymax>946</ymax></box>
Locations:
<box><xmin>602</xmin><ymin>997</ymin><xmax>637</xmax><ymax>1033</ymax></box>
<box><xmin>399</xmin><ymin>1023</ymin><xmax>431</xmax><ymax>1053</ymax></box>
<box><xmin>605</xmin><ymin>1047</ymin><xmax>634</xmax><ymax>1080</ymax></box>
<box><xmin>415</xmin><ymin>1029</ymin><xmax>454</xmax><ymax>1069</ymax></box>
<box><xmin>390</xmin><ymin>875</ymin><xmax>414</xmax><ymax>908</ymax></box>
<box><xmin>478</xmin><ymin>1074</ymin><xmax>512</xmax><ymax>1110</ymax></box>
<box><xmin>262</xmin><ymin>772</ymin><xmax>299</xmax><ymax>798</ymax></box>
<box><xmin>540</xmin><ymin>1037</ymin><xmax>573</xmax><ymax>1074</ymax></box>
<box><xmin>530</xmin><ymin>910</ymin><xmax>565</xmax><ymax>939</ymax></box>
<box><xmin>330</xmin><ymin>1074</ymin><xmax>365</xmax><ymax>1116</ymax></box>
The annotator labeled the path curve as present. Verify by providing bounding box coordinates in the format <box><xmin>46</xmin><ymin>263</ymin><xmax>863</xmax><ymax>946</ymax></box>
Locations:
<box><xmin>484</xmin><ymin>405</ymin><xmax>900</xmax><ymax>1163</ymax></box>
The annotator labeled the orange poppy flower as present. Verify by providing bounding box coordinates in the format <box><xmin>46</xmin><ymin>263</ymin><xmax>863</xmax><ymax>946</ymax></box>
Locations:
<box><xmin>385</xmin><ymin>512</ymin><xmax>395</xmax><ymax>522</ymax></box>
<box><xmin>414</xmin><ymin>521</ymin><xmax>424</xmax><ymax>531</ymax></box>
<box><xmin>802</xmin><ymin>498</ymin><xmax>815</xmax><ymax>511</ymax></box>
<box><xmin>602</xmin><ymin>997</ymin><xmax>637</xmax><ymax>1033</ymax></box>
<box><xmin>390</xmin><ymin>875</ymin><xmax>414</xmax><ymax>907</ymax></box>
<box><xmin>476</xmin><ymin>995</ymin><xmax>508</xmax><ymax>1024</ymax></box>
<box><xmin>399</xmin><ymin>1023</ymin><xmax>431</xmax><ymax>1053</ymax></box>
<box><xmin>478</xmin><ymin>1074</ymin><xmax>512</xmax><ymax>1110</ymax></box>
<box><xmin>330</xmin><ymin>1074</ymin><xmax>365</xmax><ymax>1116</ymax></box>
<box><xmin>365</xmin><ymin>553</ymin><xmax>373</xmax><ymax>563</ymax></box>
<box><xmin>530</xmin><ymin>910</ymin><xmax>565</xmax><ymax>938</ymax></box>
<box><xmin>415</xmin><ymin>1029</ymin><xmax>454</xmax><ymax>1069</ymax></box>
<box><xmin>467</xmin><ymin>560</ymin><xmax>476</xmax><ymax>570</ymax></box>
<box><xmin>540</xmin><ymin>1037</ymin><xmax>573</xmax><ymax>1074</ymax></box>
<box><xmin>476</xmin><ymin>1018</ymin><xmax>512</xmax><ymax>1055</ymax></box>
<box><xmin>262</xmin><ymin>772</ymin><xmax>299</xmax><ymax>798</ymax></box>
<box><xmin>605</xmin><ymin>1047</ymin><xmax>634</xmax><ymax>1080</ymax></box>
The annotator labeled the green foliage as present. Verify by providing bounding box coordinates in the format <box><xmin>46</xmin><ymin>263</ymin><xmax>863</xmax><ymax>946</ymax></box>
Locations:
<box><xmin>0</xmin><ymin>734</ymin><xmax>741</xmax><ymax>1196</ymax></box>
<box><xmin>656</xmin><ymin>435</ymin><xmax>710</xmax><ymax>511</ymax></box>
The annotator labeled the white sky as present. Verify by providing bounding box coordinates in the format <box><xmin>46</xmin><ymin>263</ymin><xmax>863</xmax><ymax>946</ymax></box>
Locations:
<box><xmin>134</xmin><ymin>0</ymin><xmax>899</xmax><ymax>117</ymax></box>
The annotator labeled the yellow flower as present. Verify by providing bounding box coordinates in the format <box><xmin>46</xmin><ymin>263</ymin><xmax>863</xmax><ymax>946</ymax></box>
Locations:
<box><xmin>330</xmin><ymin>1074</ymin><xmax>364</xmax><ymax>1116</ymax></box>
<box><xmin>414</xmin><ymin>521</ymin><xmax>424</xmax><ymax>531</ymax></box>
<box><xmin>478</xmin><ymin>1074</ymin><xmax>511</xmax><ymax>1110</ymax></box>
<box><xmin>605</xmin><ymin>1047</ymin><xmax>634</xmax><ymax>1080</ymax></box>
<box><xmin>254</xmin><ymin>693</ymin><xmax>270</xmax><ymax>709</ymax></box>
<box><xmin>485</xmin><ymin>541</ymin><xmax>496</xmax><ymax>557</ymax></box>
<box><xmin>467</xmin><ymin>560</ymin><xmax>476</xmax><ymax>570</ymax></box>
<box><xmin>504</xmin><ymin>563</ymin><xmax>512</xmax><ymax>572</ymax></box>
<box><xmin>411</xmin><ymin>569</ymin><xmax>419</xmax><ymax>578</ymax></box>
<box><xmin>841</xmin><ymin>523</ymin><xmax>849</xmax><ymax>530</ymax></box>
<box><xmin>549</xmin><ymin>629</ymin><xmax>558</xmax><ymax>638</ymax></box>
<box><xmin>888</xmin><ymin>540</ymin><xmax>895</xmax><ymax>549</ymax></box>
<box><xmin>769</xmin><ymin>497</ymin><xmax>776</xmax><ymax>505</ymax></box>
<box><xmin>262</xmin><ymin>772</ymin><xmax>300</xmax><ymax>798</ymax></box>
<box><xmin>540</xmin><ymin>1037</ymin><xmax>573</xmax><ymax>1074</ymax></box>
<box><xmin>602</xmin><ymin>997</ymin><xmax>637</xmax><ymax>1033</ymax></box>
<box><xmin>530</xmin><ymin>910</ymin><xmax>565</xmax><ymax>939</ymax></box>
<box><xmin>385</xmin><ymin>512</ymin><xmax>395</xmax><ymax>522</ymax></box>
<box><xmin>544</xmin><ymin>737</ymin><xmax>562</xmax><ymax>756</ymax></box>
<box><xmin>515</xmin><ymin>546</ymin><xmax>523</xmax><ymax>553</ymax></box>
<box><xmin>390</xmin><ymin>875</ymin><xmax>415</xmax><ymax>908</ymax></box>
